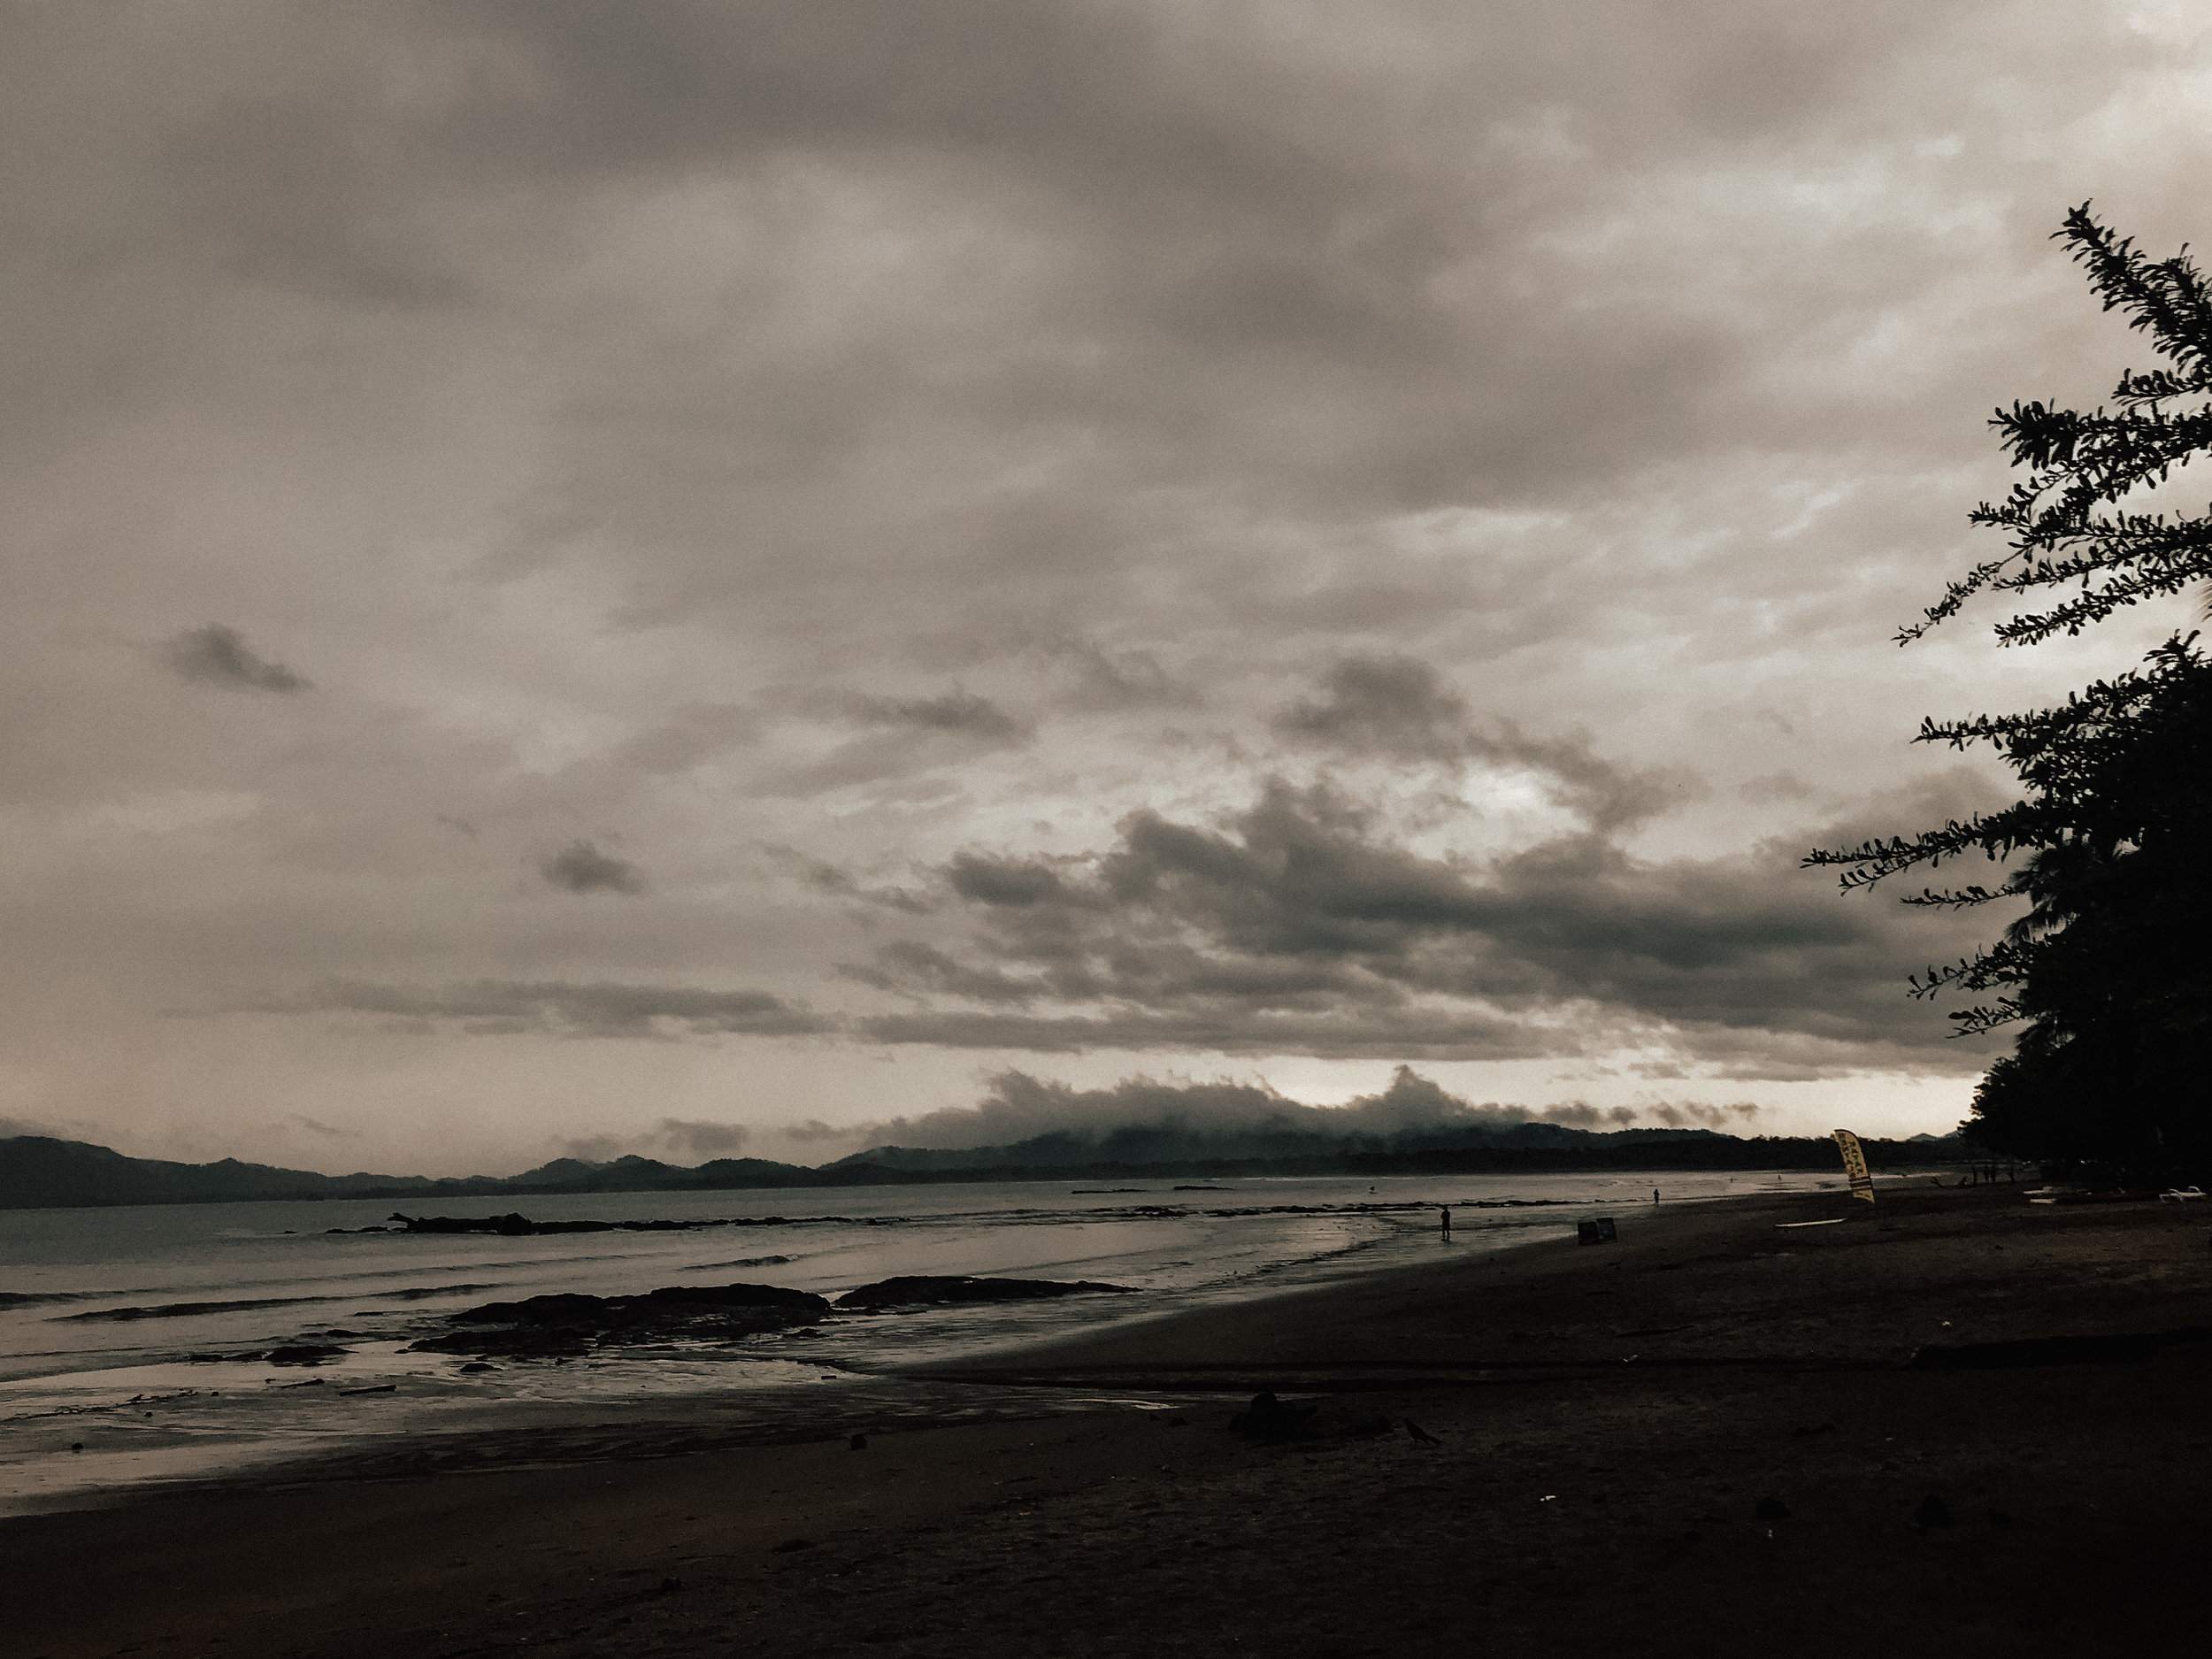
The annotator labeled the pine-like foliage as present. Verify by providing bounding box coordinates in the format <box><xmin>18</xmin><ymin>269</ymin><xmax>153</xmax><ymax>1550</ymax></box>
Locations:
<box><xmin>1806</xmin><ymin>206</ymin><xmax>2212</xmax><ymax>1173</ymax></box>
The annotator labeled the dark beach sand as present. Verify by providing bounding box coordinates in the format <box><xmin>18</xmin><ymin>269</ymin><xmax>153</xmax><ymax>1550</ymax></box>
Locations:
<box><xmin>8</xmin><ymin>1182</ymin><xmax>2211</xmax><ymax>1659</ymax></box>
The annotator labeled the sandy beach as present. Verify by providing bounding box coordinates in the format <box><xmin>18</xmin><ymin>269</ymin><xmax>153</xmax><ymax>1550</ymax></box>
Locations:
<box><xmin>8</xmin><ymin>1181</ymin><xmax>2210</xmax><ymax>1659</ymax></box>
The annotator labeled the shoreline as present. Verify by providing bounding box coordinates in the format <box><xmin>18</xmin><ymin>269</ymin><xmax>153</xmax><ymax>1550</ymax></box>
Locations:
<box><xmin>0</xmin><ymin>1169</ymin><xmax>1766</xmax><ymax>1514</ymax></box>
<box><xmin>8</xmin><ymin>1181</ymin><xmax>2209</xmax><ymax>1656</ymax></box>
<box><xmin>2</xmin><ymin>1133</ymin><xmax>1981</xmax><ymax>1213</ymax></box>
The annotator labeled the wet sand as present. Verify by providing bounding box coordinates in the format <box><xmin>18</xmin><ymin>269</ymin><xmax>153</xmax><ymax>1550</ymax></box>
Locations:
<box><xmin>7</xmin><ymin>1182</ymin><xmax>2211</xmax><ymax>1658</ymax></box>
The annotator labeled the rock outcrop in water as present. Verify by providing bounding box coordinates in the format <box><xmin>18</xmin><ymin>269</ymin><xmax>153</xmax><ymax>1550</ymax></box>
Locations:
<box><xmin>411</xmin><ymin>1282</ymin><xmax>830</xmax><ymax>1358</ymax></box>
<box><xmin>377</xmin><ymin>1212</ymin><xmax>736</xmax><ymax>1236</ymax></box>
<box><xmin>262</xmin><ymin>1343</ymin><xmax>352</xmax><ymax>1366</ymax></box>
<box><xmin>832</xmin><ymin>1275</ymin><xmax>1136</xmax><ymax>1310</ymax></box>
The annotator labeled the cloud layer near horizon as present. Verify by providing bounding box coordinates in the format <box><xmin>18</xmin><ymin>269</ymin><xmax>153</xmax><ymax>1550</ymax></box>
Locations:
<box><xmin>549</xmin><ymin>1064</ymin><xmax>1763</xmax><ymax>1168</ymax></box>
<box><xmin>3</xmin><ymin>3</ymin><xmax>2208</xmax><ymax>1171</ymax></box>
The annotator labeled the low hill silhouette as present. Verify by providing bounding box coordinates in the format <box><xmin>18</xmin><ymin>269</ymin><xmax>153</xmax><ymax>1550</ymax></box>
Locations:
<box><xmin>0</xmin><ymin>1125</ymin><xmax>1970</xmax><ymax>1210</ymax></box>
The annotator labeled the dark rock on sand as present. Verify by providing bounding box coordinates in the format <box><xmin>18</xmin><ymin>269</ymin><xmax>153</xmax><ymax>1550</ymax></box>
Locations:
<box><xmin>381</xmin><ymin>1212</ymin><xmax>731</xmax><ymax>1236</ymax></box>
<box><xmin>264</xmin><ymin>1344</ymin><xmax>351</xmax><ymax>1366</ymax></box>
<box><xmin>831</xmin><ymin>1275</ymin><xmax>1136</xmax><ymax>1310</ymax></box>
<box><xmin>458</xmin><ymin>1284</ymin><xmax>827</xmax><ymax>1324</ymax></box>
<box><xmin>410</xmin><ymin>1282</ymin><xmax>829</xmax><ymax>1358</ymax></box>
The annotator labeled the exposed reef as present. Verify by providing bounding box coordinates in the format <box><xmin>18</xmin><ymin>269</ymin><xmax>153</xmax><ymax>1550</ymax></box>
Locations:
<box><xmin>410</xmin><ymin>1282</ymin><xmax>831</xmax><ymax>1358</ymax></box>
<box><xmin>361</xmin><ymin>1212</ymin><xmax>741</xmax><ymax>1236</ymax></box>
<box><xmin>832</xmin><ymin>1276</ymin><xmax>1137</xmax><ymax>1310</ymax></box>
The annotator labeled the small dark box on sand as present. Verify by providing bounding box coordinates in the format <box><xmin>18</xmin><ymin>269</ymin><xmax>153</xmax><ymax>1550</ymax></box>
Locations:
<box><xmin>1578</xmin><ymin>1217</ymin><xmax>1618</xmax><ymax>1245</ymax></box>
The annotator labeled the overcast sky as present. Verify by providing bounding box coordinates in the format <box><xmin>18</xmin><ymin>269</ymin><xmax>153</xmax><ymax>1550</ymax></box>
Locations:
<box><xmin>5</xmin><ymin>2</ymin><xmax>2208</xmax><ymax>1174</ymax></box>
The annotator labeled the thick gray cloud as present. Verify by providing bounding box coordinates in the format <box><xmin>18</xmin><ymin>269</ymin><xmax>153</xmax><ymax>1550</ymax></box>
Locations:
<box><xmin>1273</xmin><ymin>655</ymin><xmax>1694</xmax><ymax>831</ymax></box>
<box><xmin>1274</xmin><ymin>655</ymin><xmax>1476</xmax><ymax>760</ymax></box>
<box><xmin>801</xmin><ymin>1063</ymin><xmax>1759</xmax><ymax>1157</ymax></box>
<box><xmin>560</xmin><ymin>1115</ymin><xmax>751</xmax><ymax>1162</ymax></box>
<box><xmin>2</xmin><ymin>2</ymin><xmax>2203</xmax><ymax>1168</ymax></box>
<box><xmin>286</xmin><ymin>979</ymin><xmax>831</xmax><ymax>1039</ymax></box>
<box><xmin>539</xmin><ymin>840</ymin><xmax>647</xmax><ymax>895</ymax></box>
<box><xmin>844</xmin><ymin>765</ymin><xmax>1998</xmax><ymax>1074</ymax></box>
<box><xmin>844</xmin><ymin>691</ymin><xmax>1027</xmax><ymax>744</ymax></box>
<box><xmin>167</xmin><ymin>626</ymin><xmax>310</xmax><ymax>694</ymax></box>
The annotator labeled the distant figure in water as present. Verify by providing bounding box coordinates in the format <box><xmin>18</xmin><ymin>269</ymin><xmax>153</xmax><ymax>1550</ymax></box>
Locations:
<box><xmin>1440</xmin><ymin>1205</ymin><xmax>1452</xmax><ymax>1237</ymax></box>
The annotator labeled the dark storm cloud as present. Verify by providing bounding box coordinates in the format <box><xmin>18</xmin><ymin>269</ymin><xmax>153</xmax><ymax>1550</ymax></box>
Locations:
<box><xmin>843</xmin><ymin>939</ymin><xmax>1039</xmax><ymax>1004</ymax></box>
<box><xmin>850</xmin><ymin>1004</ymin><xmax>1566</xmax><ymax>1062</ymax></box>
<box><xmin>559</xmin><ymin>1116</ymin><xmax>750</xmax><ymax>1162</ymax></box>
<box><xmin>1640</xmin><ymin>1100</ymin><xmax>1762</xmax><ymax>1129</ymax></box>
<box><xmin>245</xmin><ymin>757</ymin><xmax>2007</xmax><ymax>1076</ymax></box>
<box><xmin>1273</xmin><ymin>654</ymin><xmax>1473</xmax><ymax>759</ymax></box>
<box><xmin>539</xmin><ymin>840</ymin><xmax>645</xmax><ymax>895</ymax></box>
<box><xmin>288</xmin><ymin>979</ymin><xmax>832</xmax><ymax>1038</ymax></box>
<box><xmin>166</xmin><ymin>626</ymin><xmax>311</xmax><ymax>694</ymax></box>
<box><xmin>656</xmin><ymin>1117</ymin><xmax>751</xmax><ymax>1156</ymax></box>
<box><xmin>807</xmin><ymin>1063</ymin><xmax>1758</xmax><ymax>1154</ymax></box>
<box><xmin>1536</xmin><ymin>1101</ymin><xmax>1638</xmax><ymax>1130</ymax></box>
<box><xmin>842</xmin><ymin>690</ymin><xmax>1027</xmax><ymax>744</ymax></box>
<box><xmin>849</xmin><ymin>778</ymin><xmax>1998</xmax><ymax>1071</ymax></box>
<box><xmin>1272</xmin><ymin>655</ymin><xmax>1695</xmax><ymax>831</ymax></box>
<box><xmin>944</xmin><ymin>852</ymin><xmax>1083</xmax><ymax>909</ymax></box>
<box><xmin>764</xmin><ymin>848</ymin><xmax>934</xmax><ymax>915</ymax></box>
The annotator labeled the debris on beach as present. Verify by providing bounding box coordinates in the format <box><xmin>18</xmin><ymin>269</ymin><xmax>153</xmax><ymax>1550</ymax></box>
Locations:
<box><xmin>263</xmin><ymin>1343</ymin><xmax>351</xmax><ymax>1366</ymax></box>
<box><xmin>831</xmin><ymin>1275</ymin><xmax>1137</xmax><ymax>1310</ymax></box>
<box><xmin>410</xmin><ymin>1282</ymin><xmax>831</xmax><ymax>1357</ymax></box>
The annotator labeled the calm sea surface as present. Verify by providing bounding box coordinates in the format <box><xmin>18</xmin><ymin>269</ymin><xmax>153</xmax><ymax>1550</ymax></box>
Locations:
<box><xmin>0</xmin><ymin>1169</ymin><xmax>1845</xmax><ymax>1514</ymax></box>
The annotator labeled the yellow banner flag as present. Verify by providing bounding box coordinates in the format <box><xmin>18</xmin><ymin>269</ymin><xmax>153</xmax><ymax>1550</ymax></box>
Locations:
<box><xmin>1832</xmin><ymin>1129</ymin><xmax>1875</xmax><ymax>1202</ymax></box>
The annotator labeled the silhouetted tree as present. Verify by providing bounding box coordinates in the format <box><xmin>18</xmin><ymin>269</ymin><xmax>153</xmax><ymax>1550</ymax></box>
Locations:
<box><xmin>1809</xmin><ymin>205</ymin><xmax>2212</xmax><ymax>1176</ymax></box>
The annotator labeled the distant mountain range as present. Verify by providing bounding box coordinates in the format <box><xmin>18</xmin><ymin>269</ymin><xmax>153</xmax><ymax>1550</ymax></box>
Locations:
<box><xmin>824</xmin><ymin>1118</ymin><xmax>1748</xmax><ymax>1173</ymax></box>
<box><xmin>0</xmin><ymin>1124</ymin><xmax>1970</xmax><ymax>1210</ymax></box>
<box><xmin>0</xmin><ymin>1135</ymin><xmax>856</xmax><ymax>1211</ymax></box>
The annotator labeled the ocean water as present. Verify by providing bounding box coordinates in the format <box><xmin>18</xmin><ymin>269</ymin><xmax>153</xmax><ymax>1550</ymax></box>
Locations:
<box><xmin>0</xmin><ymin>1169</ymin><xmax>1839</xmax><ymax>1514</ymax></box>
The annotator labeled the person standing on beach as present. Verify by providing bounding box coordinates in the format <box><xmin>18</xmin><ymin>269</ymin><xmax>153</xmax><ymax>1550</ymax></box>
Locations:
<box><xmin>1440</xmin><ymin>1205</ymin><xmax>1451</xmax><ymax>1237</ymax></box>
